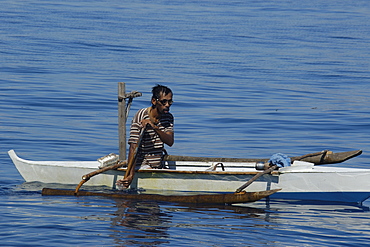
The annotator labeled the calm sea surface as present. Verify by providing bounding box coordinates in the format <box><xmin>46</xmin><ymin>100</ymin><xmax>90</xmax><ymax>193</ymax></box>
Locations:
<box><xmin>1</xmin><ymin>0</ymin><xmax>370</xmax><ymax>246</ymax></box>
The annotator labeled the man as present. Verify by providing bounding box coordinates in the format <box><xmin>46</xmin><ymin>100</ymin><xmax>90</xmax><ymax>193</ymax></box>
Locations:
<box><xmin>116</xmin><ymin>84</ymin><xmax>174</xmax><ymax>188</ymax></box>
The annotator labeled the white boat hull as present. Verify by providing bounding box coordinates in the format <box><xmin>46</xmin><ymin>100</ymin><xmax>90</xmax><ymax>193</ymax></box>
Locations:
<box><xmin>8</xmin><ymin>150</ymin><xmax>370</xmax><ymax>203</ymax></box>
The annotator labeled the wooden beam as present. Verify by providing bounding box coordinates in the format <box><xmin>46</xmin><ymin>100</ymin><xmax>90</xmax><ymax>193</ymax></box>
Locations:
<box><xmin>118</xmin><ymin>82</ymin><xmax>126</xmax><ymax>160</ymax></box>
<box><xmin>42</xmin><ymin>188</ymin><xmax>281</xmax><ymax>204</ymax></box>
<box><xmin>163</xmin><ymin>150</ymin><xmax>362</xmax><ymax>165</ymax></box>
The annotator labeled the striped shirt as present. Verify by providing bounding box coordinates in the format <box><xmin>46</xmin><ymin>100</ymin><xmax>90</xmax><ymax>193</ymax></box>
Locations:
<box><xmin>128</xmin><ymin>107</ymin><xmax>174</xmax><ymax>168</ymax></box>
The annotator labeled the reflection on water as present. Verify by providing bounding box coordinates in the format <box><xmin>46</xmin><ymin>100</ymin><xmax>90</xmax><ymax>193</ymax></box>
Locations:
<box><xmin>108</xmin><ymin>198</ymin><xmax>276</xmax><ymax>246</ymax></box>
<box><xmin>107</xmin><ymin>197</ymin><xmax>370</xmax><ymax>246</ymax></box>
<box><xmin>110</xmin><ymin>200</ymin><xmax>171</xmax><ymax>246</ymax></box>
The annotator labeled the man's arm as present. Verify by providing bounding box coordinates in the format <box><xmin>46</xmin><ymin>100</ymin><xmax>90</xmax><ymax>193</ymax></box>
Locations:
<box><xmin>116</xmin><ymin>143</ymin><xmax>136</xmax><ymax>188</ymax></box>
<box><xmin>153</xmin><ymin>126</ymin><xmax>174</xmax><ymax>146</ymax></box>
<box><xmin>141</xmin><ymin>119</ymin><xmax>174</xmax><ymax>146</ymax></box>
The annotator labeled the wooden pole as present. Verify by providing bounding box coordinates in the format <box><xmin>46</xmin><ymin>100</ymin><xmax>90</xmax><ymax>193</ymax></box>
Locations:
<box><xmin>163</xmin><ymin>150</ymin><xmax>362</xmax><ymax>165</ymax></box>
<box><xmin>74</xmin><ymin>160</ymin><xmax>127</xmax><ymax>194</ymax></box>
<box><xmin>235</xmin><ymin>165</ymin><xmax>278</xmax><ymax>193</ymax></box>
<box><xmin>43</xmin><ymin>188</ymin><xmax>281</xmax><ymax>204</ymax></box>
<box><xmin>118</xmin><ymin>82</ymin><xmax>126</xmax><ymax>160</ymax></box>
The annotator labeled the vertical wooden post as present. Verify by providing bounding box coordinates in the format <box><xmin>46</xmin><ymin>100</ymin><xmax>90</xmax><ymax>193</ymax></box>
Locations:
<box><xmin>118</xmin><ymin>82</ymin><xmax>126</xmax><ymax>160</ymax></box>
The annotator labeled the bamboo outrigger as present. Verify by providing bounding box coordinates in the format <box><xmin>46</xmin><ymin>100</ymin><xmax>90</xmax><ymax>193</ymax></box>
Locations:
<box><xmin>42</xmin><ymin>188</ymin><xmax>281</xmax><ymax>204</ymax></box>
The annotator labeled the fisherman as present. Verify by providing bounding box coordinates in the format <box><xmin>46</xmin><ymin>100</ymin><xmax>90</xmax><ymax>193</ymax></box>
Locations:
<box><xmin>116</xmin><ymin>84</ymin><xmax>174</xmax><ymax>188</ymax></box>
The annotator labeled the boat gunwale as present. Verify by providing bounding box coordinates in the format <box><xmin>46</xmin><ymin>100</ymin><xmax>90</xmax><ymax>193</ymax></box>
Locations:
<box><xmin>117</xmin><ymin>168</ymin><xmax>273</xmax><ymax>175</ymax></box>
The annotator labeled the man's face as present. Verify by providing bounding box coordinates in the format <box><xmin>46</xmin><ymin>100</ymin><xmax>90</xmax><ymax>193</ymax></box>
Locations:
<box><xmin>153</xmin><ymin>92</ymin><xmax>173</xmax><ymax>114</ymax></box>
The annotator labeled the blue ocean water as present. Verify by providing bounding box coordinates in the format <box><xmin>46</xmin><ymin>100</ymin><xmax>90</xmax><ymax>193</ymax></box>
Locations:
<box><xmin>1</xmin><ymin>0</ymin><xmax>370</xmax><ymax>246</ymax></box>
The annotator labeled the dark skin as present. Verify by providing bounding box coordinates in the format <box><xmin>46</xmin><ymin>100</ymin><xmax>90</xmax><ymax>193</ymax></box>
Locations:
<box><xmin>116</xmin><ymin>92</ymin><xmax>174</xmax><ymax>188</ymax></box>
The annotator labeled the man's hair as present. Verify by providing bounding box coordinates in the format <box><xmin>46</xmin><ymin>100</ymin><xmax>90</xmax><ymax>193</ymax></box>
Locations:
<box><xmin>152</xmin><ymin>84</ymin><xmax>172</xmax><ymax>99</ymax></box>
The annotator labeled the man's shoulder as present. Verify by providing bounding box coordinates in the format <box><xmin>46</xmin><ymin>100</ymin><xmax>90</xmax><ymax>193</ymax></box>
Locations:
<box><xmin>136</xmin><ymin>107</ymin><xmax>148</xmax><ymax>114</ymax></box>
<box><xmin>136</xmin><ymin>108</ymin><xmax>149</xmax><ymax>115</ymax></box>
<box><xmin>133</xmin><ymin>108</ymin><xmax>149</xmax><ymax>121</ymax></box>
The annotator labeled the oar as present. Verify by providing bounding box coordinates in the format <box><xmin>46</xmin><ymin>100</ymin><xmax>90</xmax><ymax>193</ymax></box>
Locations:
<box><xmin>235</xmin><ymin>165</ymin><xmax>278</xmax><ymax>193</ymax></box>
<box><xmin>119</xmin><ymin>126</ymin><xmax>147</xmax><ymax>188</ymax></box>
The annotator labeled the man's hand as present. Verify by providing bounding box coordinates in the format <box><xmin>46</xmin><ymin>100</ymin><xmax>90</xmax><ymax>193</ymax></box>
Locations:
<box><xmin>116</xmin><ymin>175</ymin><xmax>133</xmax><ymax>190</ymax></box>
<box><xmin>141</xmin><ymin>118</ymin><xmax>156</xmax><ymax>129</ymax></box>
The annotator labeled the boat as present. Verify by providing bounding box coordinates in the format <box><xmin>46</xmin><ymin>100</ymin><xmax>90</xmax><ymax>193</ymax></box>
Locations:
<box><xmin>8</xmin><ymin>149</ymin><xmax>370</xmax><ymax>204</ymax></box>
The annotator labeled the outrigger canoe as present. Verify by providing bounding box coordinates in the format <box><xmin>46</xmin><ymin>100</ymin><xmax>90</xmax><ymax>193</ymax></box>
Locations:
<box><xmin>8</xmin><ymin>149</ymin><xmax>370</xmax><ymax>204</ymax></box>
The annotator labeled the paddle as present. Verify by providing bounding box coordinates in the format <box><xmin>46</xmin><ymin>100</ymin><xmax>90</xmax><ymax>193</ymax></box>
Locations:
<box><xmin>118</xmin><ymin>125</ymin><xmax>147</xmax><ymax>189</ymax></box>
